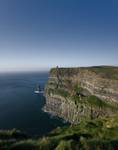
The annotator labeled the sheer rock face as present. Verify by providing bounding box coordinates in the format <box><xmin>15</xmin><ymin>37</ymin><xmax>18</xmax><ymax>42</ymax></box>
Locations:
<box><xmin>44</xmin><ymin>66</ymin><xmax>118</xmax><ymax>124</ymax></box>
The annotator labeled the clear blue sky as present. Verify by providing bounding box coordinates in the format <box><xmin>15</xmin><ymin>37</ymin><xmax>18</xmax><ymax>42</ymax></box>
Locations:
<box><xmin>0</xmin><ymin>0</ymin><xmax>118</xmax><ymax>71</ymax></box>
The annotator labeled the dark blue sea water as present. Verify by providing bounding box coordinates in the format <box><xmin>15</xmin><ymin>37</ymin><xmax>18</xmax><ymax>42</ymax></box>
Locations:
<box><xmin>0</xmin><ymin>72</ymin><xmax>65</xmax><ymax>136</ymax></box>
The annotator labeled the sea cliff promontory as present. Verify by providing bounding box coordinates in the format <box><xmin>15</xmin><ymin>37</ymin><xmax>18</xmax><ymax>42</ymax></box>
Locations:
<box><xmin>44</xmin><ymin>66</ymin><xmax>118</xmax><ymax>124</ymax></box>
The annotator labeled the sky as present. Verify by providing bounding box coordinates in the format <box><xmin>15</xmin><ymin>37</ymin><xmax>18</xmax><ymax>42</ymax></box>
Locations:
<box><xmin>0</xmin><ymin>0</ymin><xmax>118</xmax><ymax>72</ymax></box>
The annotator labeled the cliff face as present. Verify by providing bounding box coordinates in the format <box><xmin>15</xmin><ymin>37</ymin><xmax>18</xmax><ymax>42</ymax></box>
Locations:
<box><xmin>44</xmin><ymin>66</ymin><xmax>118</xmax><ymax>124</ymax></box>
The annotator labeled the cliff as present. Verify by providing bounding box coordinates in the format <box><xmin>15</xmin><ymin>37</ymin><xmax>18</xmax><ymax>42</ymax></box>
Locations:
<box><xmin>44</xmin><ymin>66</ymin><xmax>118</xmax><ymax>124</ymax></box>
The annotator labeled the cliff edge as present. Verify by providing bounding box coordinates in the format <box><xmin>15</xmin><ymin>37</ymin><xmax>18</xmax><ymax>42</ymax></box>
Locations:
<box><xmin>44</xmin><ymin>66</ymin><xmax>118</xmax><ymax>124</ymax></box>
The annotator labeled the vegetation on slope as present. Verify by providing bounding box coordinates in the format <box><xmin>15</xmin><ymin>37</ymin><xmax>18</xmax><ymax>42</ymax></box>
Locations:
<box><xmin>0</xmin><ymin>116</ymin><xmax>118</xmax><ymax>150</ymax></box>
<box><xmin>90</xmin><ymin>66</ymin><xmax>118</xmax><ymax>80</ymax></box>
<box><xmin>50</xmin><ymin>66</ymin><xmax>118</xmax><ymax>80</ymax></box>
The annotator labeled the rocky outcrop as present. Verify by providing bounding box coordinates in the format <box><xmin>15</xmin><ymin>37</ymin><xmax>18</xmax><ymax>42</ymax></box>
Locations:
<box><xmin>44</xmin><ymin>66</ymin><xmax>118</xmax><ymax>124</ymax></box>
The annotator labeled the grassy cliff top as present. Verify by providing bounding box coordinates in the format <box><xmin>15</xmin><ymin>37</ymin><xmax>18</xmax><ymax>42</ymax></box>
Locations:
<box><xmin>0</xmin><ymin>116</ymin><xmax>118</xmax><ymax>150</ymax></box>
<box><xmin>50</xmin><ymin>66</ymin><xmax>118</xmax><ymax>80</ymax></box>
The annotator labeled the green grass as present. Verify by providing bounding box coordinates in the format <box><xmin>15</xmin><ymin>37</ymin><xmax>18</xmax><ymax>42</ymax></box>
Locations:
<box><xmin>0</xmin><ymin>129</ymin><xmax>28</xmax><ymax>140</ymax></box>
<box><xmin>50</xmin><ymin>66</ymin><xmax>118</xmax><ymax>80</ymax></box>
<box><xmin>45</xmin><ymin>116</ymin><xmax>118</xmax><ymax>150</ymax></box>
<box><xmin>87</xmin><ymin>95</ymin><xmax>118</xmax><ymax>111</ymax></box>
<box><xmin>90</xmin><ymin>66</ymin><xmax>118</xmax><ymax>80</ymax></box>
<box><xmin>87</xmin><ymin>96</ymin><xmax>110</xmax><ymax>108</ymax></box>
<box><xmin>72</xmin><ymin>94</ymin><xmax>118</xmax><ymax>111</ymax></box>
<box><xmin>55</xmin><ymin>140</ymin><xmax>78</xmax><ymax>150</ymax></box>
<box><xmin>0</xmin><ymin>116</ymin><xmax>118</xmax><ymax>150</ymax></box>
<box><xmin>55</xmin><ymin>89</ymin><xmax>70</xmax><ymax>98</ymax></box>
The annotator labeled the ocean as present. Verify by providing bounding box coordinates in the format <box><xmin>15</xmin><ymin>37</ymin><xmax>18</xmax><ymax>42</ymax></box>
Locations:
<box><xmin>0</xmin><ymin>72</ymin><xmax>66</xmax><ymax>136</ymax></box>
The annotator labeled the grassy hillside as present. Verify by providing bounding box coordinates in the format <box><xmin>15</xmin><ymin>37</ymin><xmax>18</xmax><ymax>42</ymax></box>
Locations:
<box><xmin>50</xmin><ymin>66</ymin><xmax>118</xmax><ymax>80</ymax></box>
<box><xmin>89</xmin><ymin>66</ymin><xmax>118</xmax><ymax>80</ymax></box>
<box><xmin>0</xmin><ymin>116</ymin><xmax>118</xmax><ymax>150</ymax></box>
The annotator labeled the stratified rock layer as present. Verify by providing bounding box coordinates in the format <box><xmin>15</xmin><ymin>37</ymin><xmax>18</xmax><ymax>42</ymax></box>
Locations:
<box><xmin>44</xmin><ymin>66</ymin><xmax>118</xmax><ymax>124</ymax></box>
